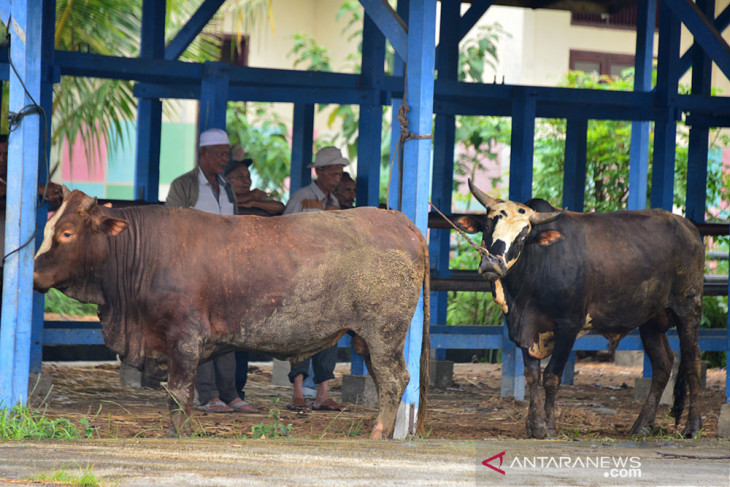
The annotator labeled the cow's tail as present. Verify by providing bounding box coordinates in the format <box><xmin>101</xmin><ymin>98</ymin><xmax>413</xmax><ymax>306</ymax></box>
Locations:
<box><xmin>416</xmin><ymin>242</ymin><xmax>431</xmax><ymax>437</ymax></box>
<box><xmin>671</xmin><ymin>355</ymin><xmax>687</xmax><ymax>425</ymax></box>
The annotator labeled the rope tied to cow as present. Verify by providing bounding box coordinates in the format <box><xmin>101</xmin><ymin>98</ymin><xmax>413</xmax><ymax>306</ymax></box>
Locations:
<box><xmin>428</xmin><ymin>201</ymin><xmax>490</xmax><ymax>259</ymax></box>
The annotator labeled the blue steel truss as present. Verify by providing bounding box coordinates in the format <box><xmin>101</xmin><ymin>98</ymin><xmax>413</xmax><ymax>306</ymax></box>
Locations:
<box><xmin>0</xmin><ymin>0</ymin><xmax>729</xmax><ymax>412</ymax></box>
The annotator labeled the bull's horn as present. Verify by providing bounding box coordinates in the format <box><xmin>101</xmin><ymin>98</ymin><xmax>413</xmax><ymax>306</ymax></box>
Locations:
<box><xmin>79</xmin><ymin>195</ymin><xmax>98</xmax><ymax>215</ymax></box>
<box><xmin>529</xmin><ymin>207</ymin><xmax>565</xmax><ymax>226</ymax></box>
<box><xmin>467</xmin><ymin>178</ymin><xmax>498</xmax><ymax>209</ymax></box>
<box><xmin>61</xmin><ymin>185</ymin><xmax>71</xmax><ymax>198</ymax></box>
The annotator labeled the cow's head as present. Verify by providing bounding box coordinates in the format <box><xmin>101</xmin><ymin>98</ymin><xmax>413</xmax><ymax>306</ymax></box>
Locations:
<box><xmin>456</xmin><ymin>180</ymin><xmax>564</xmax><ymax>280</ymax></box>
<box><xmin>33</xmin><ymin>189</ymin><xmax>129</xmax><ymax>295</ymax></box>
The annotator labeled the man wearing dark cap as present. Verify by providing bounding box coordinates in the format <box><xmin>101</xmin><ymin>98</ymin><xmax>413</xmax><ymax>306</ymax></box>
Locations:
<box><xmin>167</xmin><ymin>128</ymin><xmax>256</xmax><ymax>414</ymax></box>
<box><xmin>284</xmin><ymin>146</ymin><xmax>348</xmax><ymax>413</ymax></box>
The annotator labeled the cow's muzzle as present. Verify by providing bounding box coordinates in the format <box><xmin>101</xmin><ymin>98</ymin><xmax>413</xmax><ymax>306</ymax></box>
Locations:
<box><xmin>478</xmin><ymin>254</ymin><xmax>506</xmax><ymax>280</ymax></box>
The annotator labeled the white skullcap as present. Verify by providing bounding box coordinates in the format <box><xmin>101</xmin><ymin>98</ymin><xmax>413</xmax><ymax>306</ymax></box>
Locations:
<box><xmin>199</xmin><ymin>128</ymin><xmax>230</xmax><ymax>147</ymax></box>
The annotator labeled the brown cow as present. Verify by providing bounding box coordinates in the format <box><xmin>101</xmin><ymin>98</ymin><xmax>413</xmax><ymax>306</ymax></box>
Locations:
<box><xmin>34</xmin><ymin>190</ymin><xmax>430</xmax><ymax>439</ymax></box>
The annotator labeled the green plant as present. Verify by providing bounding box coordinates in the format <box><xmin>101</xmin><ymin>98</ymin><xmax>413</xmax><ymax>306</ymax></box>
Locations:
<box><xmin>248</xmin><ymin>399</ymin><xmax>292</xmax><ymax>439</ymax></box>
<box><xmin>44</xmin><ymin>288</ymin><xmax>98</xmax><ymax>316</ymax></box>
<box><xmin>226</xmin><ymin>102</ymin><xmax>291</xmax><ymax>200</ymax></box>
<box><xmin>0</xmin><ymin>404</ymin><xmax>94</xmax><ymax>440</ymax></box>
<box><xmin>30</xmin><ymin>464</ymin><xmax>107</xmax><ymax>487</ymax></box>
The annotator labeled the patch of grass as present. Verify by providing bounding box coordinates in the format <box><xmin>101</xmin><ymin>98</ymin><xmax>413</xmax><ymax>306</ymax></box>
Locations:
<box><xmin>247</xmin><ymin>398</ymin><xmax>292</xmax><ymax>439</ymax></box>
<box><xmin>30</xmin><ymin>464</ymin><xmax>110</xmax><ymax>487</ymax></box>
<box><xmin>317</xmin><ymin>416</ymin><xmax>363</xmax><ymax>439</ymax></box>
<box><xmin>0</xmin><ymin>404</ymin><xmax>94</xmax><ymax>440</ymax></box>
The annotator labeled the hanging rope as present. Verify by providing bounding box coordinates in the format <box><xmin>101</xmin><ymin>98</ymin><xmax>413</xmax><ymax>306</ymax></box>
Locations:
<box><xmin>386</xmin><ymin>66</ymin><xmax>432</xmax><ymax>211</ymax></box>
<box><xmin>428</xmin><ymin>201</ymin><xmax>490</xmax><ymax>258</ymax></box>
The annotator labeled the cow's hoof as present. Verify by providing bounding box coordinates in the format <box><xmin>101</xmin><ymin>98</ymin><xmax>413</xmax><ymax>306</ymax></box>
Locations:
<box><xmin>370</xmin><ymin>423</ymin><xmax>386</xmax><ymax>440</ymax></box>
<box><xmin>681</xmin><ymin>420</ymin><xmax>702</xmax><ymax>439</ymax></box>
<box><xmin>628</xmin><ymin>422</ymin><xmax>651</xmax><ymax>438</ymax></box>
<box><xmin>527</xmin><ymin>422</ymin><xmax>548</xmax><ymax>439</ymax></box>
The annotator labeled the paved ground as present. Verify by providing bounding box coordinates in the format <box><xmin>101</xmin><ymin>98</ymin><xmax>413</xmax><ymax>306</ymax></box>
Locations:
<box><xmin>0</xmin><ymin>438</ymin><xmax>728</xmax><ymax>486</ymax></box>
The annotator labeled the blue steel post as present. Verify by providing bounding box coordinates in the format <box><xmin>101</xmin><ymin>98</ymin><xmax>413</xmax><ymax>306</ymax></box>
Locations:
<box><xmin>391</xmin><ymin>0</ymin><xmax>436</xmax><ymax>438</ymax></box>
<box><xmin>500</xmin><ymin>88</ymin><xmax>535</xmax><ymax>400</ymax></box>
<box><xmin>199</xmin><ymin>62</ymin><xmax>230</xmax><ymax>134</ymax></box>
<box><xmin>628</xmin><ymin>0</ymin><xmax>656</xmax><ymax>211</ymax></box>
<box><xmin>430</xmin><ymin>0</ymin><xmax>459</xmax><ymax>353</ymax></box>
<box><xmin>686</xmin><ymin>0</ymin><xmax>714</xmax><ymax>224</ymax></box>
<box><xmin>561</xmin><ymin>118</ymin><xmax>587</xmax><ymax>385</ymax></box>
<box><xmin>134</xmin><ymin>0</ymin><xmax>166</xmax><ymax>202</ymax></box>
<box><xmin>350</xmin><ymin>13</ymin><xmax>385</xmax><ymax>376</ymax></box>
<box><xmin>0</xmin><ymin>0</ymin><xmax>47</xmax><ymax>406</ymax></box>
<box><xmin>563</xmin><ymin>119</ymin><xmax>587</xmax><ymax>212</ymax></box>
<box><xmin>29</xmin><ymin>0</ymin><xmax>56</xmax><ymax>374</ymax></box>
<box><xmin>387</xmin><ymin>0</ymin><xmax>408</xmax><ymax>210</ymax></box>
<box><xmin>651</xmin><ymin>2</ymin><xmax>681</xmax><ymax>211</ymax></box>
<box><xmin>290</xmin><ymin>104</ymin><xmax>314</xmax><ymax>193</ymax></box>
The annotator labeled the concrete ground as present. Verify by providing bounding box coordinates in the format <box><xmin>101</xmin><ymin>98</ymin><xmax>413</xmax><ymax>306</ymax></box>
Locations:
<box><xmin>0</xmin><ymin>438</ymin><xmax>728</xmax><ymax>486</ymax></box>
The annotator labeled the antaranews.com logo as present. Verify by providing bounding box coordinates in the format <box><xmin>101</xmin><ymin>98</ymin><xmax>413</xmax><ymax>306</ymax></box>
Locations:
<box><xmin>482</xmin><ymin>451</ymin><xmax>642</xmax><ymax>479</ymax></box>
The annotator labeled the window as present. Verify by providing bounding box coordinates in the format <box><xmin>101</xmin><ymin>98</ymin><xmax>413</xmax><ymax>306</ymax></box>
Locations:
<box><xmin>571</xmin><ymin>5</ymin><xmax>659</xmax><ymax>31</ymax></box>
<box><xmin>570</xmin><ymin>50</ymin><xmax>635</xmax><ymax>78</ymax></box>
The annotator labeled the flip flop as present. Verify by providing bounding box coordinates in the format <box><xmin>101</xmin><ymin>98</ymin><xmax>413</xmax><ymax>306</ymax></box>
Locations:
<box><xmin>228</xmin><ymin>398</ymin><xmax>257</xmax><ymax>413</ymax></box>
<box><xmin>197</xmin><ymin>399</ymin><xmax>233</xmax><ymax>413</ymax></box>
<box><xmin>312</xmin><ymin>399</ymin><xmax>347</xmax><ymax>412</ymax></box>
<box><xmin>286</xmin><ymin>398</ymin><xmax>310</xmax><ymax>412</ymax></box>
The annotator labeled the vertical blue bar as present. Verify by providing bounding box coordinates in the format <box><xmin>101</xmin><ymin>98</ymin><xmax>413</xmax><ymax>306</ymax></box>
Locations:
<box><xmin>500</xmin><ymin>88</ymin><xmax>535</xmax><ymax>399</ymax></box>
<box><xmin>134</xmin><ymin>0</ymin><xmax>165</xmax><ymax>202</ymax></box>
<box><xmin>686</xmin><ymin>0</ymin><xmax>714</xmax><ymax>224</ymax></box>
<box><xmin>508</xmin><ymin>88</ymin><xmax>536</xmax><ymax>203</ymax></box>
<box><xmin>290</xmin><ymin>103</ymin><xmax>314</xmax><ymax>193</ymax></box>
<box><xmin>199</xmin><ymin>62</ymin><xmax>230</xmax><ymax>134</ymax></box>
<box><xmin>30</xmin><ymin>0</ymin><xmax>56</xmax><ymax>374</ymax></box>
<box><xmin>430</xmin><ymin>0</ymin><xmax>459</xmax><ymax>331</ymax></box>
<box><xmin>357</xmin><ymin>13</ymin><xmax>385</xmax><ymax>209</ymax></box>
<box><xmin>651</xmin><ymin>2</ymin><xmax>680</xmax><ymax>211</ymax></box>
<box><xmin>628</xmin><ymin>0</ymin><xmax>656</xmax><ymax>211</ymax></box>
<box><xmin>387</xmin><ymin>0</ymin><xmax>408</xmax><ymax>210</ymax></box>
<box><xmin>400</xmin><ymin>0</ymin><xmax>436</xmax><ymax>411</ymax></box>
<box><xmin>0</xmin><ymin>0</ymin><xmax>44</xmax><ymax>407</ymax></box>
<box><xmin>563</xmin><ymin>119</ymin><xmax>587</xmax><ymax>212</ymax></box>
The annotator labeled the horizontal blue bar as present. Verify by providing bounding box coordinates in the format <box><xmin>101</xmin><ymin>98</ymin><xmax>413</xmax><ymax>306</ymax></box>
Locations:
<box><xmin>43</xmin><ymin>322</ymin><xmax>727</xmax><ymax>353</ymax></box>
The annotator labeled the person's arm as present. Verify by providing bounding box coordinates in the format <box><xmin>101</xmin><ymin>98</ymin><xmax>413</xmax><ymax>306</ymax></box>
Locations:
<box><xmin>249</xmin><ymin>199</ymin><xmax>285</xmax><ymax>215</ymax></box>
<box><xmin>166</xmin><ymin>177</ymin><xmax>189</xmax><ymax>208</ymax></box>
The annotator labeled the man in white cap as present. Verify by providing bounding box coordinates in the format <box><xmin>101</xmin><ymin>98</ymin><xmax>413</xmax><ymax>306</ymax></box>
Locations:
<box><xmin>284</xmin><ymin>146</ymin><xmax>348</xmax><ymax>413</ymax></box>
<box><xmin>166</xmin><ymin>127</ymin><xmax>257</xmax><ymax>414</ymax></box>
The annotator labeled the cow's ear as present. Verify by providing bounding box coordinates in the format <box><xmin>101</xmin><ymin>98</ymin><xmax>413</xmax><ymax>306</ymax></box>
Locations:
<box><xmin>454</xmin><ymin>216</ymin><xmax>483</xmax><ymax>234</ymax></box>
<box><xmin>531</xmin><ymin>229</ymin><xmax>564</xmax><ymax>246</ymax></box>
<box><xmin>95</xmin><ymin>215</ymin><xmax>129</xmax><ymax>237</ymax></box>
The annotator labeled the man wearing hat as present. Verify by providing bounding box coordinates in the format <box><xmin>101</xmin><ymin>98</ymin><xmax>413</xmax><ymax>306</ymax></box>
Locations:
<box><xmin>284</xmin><ymin>146</ymin><xmax>348</xmax><ymax>413</ymax></box>
<box><xmin>166</xmin><ymin>128</ymin><xmax>257</xmax><ymax>414</ymax></box>
<box><xmin>283</xmin><ymin>145</ymin><xmax>347</xmax><ymax>215</ymax></box>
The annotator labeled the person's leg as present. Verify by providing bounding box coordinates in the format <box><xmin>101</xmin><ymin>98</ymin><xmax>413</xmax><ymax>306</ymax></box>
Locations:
<box><xmin>234</xmin><ymin>351</ymin><xmax>249</xmax><ymax>400</ymax></box>
<box><xmin>288</xmin><ymin>359</ymin><xmax>310</xmax><ymax>410</ymax></box>
<box><xmin>302</xmin><ymin>362</ymin><xmax>317</xmax><ymax>398</ymax></box>
<box><xmin>312</xmin><ymin>346</ymin><xmax>343</xmax><ymax>410</ymax></box>
<box><xmin>213</xmin><ymin>352</ymin><xmax>238</xmax><ymax>404</ymax></box>
<box><xmin>195</xmin><ymin>360</ymin><xmax>231</xmax><ymax>411</ymax></box>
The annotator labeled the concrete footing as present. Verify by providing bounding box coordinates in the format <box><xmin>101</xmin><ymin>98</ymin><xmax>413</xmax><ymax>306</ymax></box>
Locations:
<box><xmin>615</xmin><ymin>350</ymin><xmax>644</xmax><ymax>368</ymax></box>
<box><xmin>341</xmin><ymin>374</ymin><xmax>377</xmax><ymax>407</ymax></box>
<box><xmin>717</xmin><ymin>404</ymin><xmax>730</xmax><ymax>438</ymax></box>
<box><xmin>271</xmin><ymin>358</ymin><xmax>291</xmax><ymax>387</ymax></box>
<box><xmin>119</xmin><ymin>363</ymin><xmax>162</xmax><ymax>390</ymax></box>
<box><xmin>430</xmin><ymin>360</ymin><xmax>454</xmax><ymax>389</ymax></box>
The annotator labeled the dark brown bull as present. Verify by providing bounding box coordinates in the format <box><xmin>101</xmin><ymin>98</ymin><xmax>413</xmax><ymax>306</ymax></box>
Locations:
<box><xmin>457</xmin><ymin>180</ymin><xmax>704</xmax><ymax>439</ymax></box>
<box><xmin>34</xmin><ymin>190</ymin><xmax>430</xmax><ymax>439</ymax></box>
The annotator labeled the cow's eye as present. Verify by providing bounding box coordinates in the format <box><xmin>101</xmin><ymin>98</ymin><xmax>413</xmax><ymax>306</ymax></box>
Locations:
<box><xmin>59</xmin><ymin>231</ymin><xmax>74</xmax><ymax>241</ymax></box>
